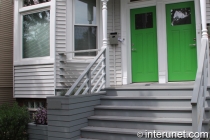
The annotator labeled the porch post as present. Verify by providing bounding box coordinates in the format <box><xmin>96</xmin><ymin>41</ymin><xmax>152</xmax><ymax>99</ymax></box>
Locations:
<box><xmin>101</xmin><ymin>0</ymin><xmax>110</xmax><ymax>87</ymax></box>
<box><xmin>200</xmin><ymin>0</ymin><xmax>208</xmax><ymax>39</ymax></box>
<box><xmin>200</xmin><ymin>0</ymin><xmax>210</xmax><ymax>86</ymax></box>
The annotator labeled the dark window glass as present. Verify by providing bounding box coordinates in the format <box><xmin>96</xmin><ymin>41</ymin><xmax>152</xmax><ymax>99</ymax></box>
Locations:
<box><xmin>130</xmin><ymin>0</ymin><xmax>139</xmax><ymax>2</ymax></box>
<box><xmin>74</xmin><ymin>26</ymin><xmax>97</xmax><ymax>56</ymax></box>
<box><xmin>171</xmin><ymin>8</ymin><xmax>191</xmax><ymax>26</ymax></box>
<box><xmin>135</xmin><ymin>12</ymin><xmax>153</xmax><ymax>29</ymax></box>
<box><xmin>23</xmin><ymin>0</ymin><xmax>51</xmax><ymax>7</ymax></box>
<box><xmin>23</xmin><ymin>11</ymin><xmax>50</xmax><ymax>58</ymax></box>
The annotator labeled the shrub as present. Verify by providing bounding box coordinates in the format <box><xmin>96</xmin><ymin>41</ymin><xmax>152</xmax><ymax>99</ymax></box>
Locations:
<box><xmin>0</xmin><ymin>103</ymin><xmax>30</xmax><ymax>140</ymax></box>
<box><xmin>34</xmin><ymin>107</ymin><xmax>47</xmax><ymax>125</ymax></box>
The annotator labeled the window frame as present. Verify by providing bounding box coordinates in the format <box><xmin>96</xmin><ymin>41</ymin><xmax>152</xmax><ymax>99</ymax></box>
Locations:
<box><xmin>14</xmin><ymin>0</ymin><xmax>56</xmax><ymax>66</ymax></box>
<box><xmin>66</xmin><ymin>0</ymin><xmax>102</xmax><ymax>60</ymax></box>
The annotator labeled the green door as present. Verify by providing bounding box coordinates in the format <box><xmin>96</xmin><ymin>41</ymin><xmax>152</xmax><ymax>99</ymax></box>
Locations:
<box><xmin>166</xmin><ymin>2</ymin><xmax>197</xmax><ymax>81</ymax></box>
<box><xmin>131</xmin><ymin>7</ymin><xmax>158</xmax><ymax>82</ymax></box>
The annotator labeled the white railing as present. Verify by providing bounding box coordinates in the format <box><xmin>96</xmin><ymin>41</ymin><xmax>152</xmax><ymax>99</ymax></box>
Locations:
<box><xmin>59</xmin><ymin>48</ymin><xmax>107</xmax><ymax>96</ymax></box>
<box><xmin>191</xmin><ymin>39</ymin><xmax>209</xmax><ymax>139</ymax></box>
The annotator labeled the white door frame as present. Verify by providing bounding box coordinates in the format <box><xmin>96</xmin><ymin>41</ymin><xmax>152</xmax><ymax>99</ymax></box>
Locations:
<box><xmin>121</xmin><ymin>0</ymin><xmax>201</xmax><ymax>85</ymax></box>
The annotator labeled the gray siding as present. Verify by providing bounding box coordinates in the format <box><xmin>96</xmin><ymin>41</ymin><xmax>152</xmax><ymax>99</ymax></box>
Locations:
<box><xmin>207</xmin><ymin>0</ymin><xmax>210</xmax><ymax>23</ymax></box>
<box><xmin>28</xmin><ymin>123</ymin><xmax>48</xmax><ymax>140</ymax></box>
<box><xmin>107</xmin><ymin>0</ymin><xmax>122</xmax><ymax>86</ymax></box>
<box><xmin>0</xmin><ymin>0</ymin><xmax>15</xmax><ymax>105</ymax></box>
<box><xmin>14</xmin><ymin>64</ymin><xmax>55</xmax><ymax>98</ymax></box>
<box><xmin>55</xmin><ymin>0</ymin><xmax>122</xmax><ymax>90</ymax></box>
<box><xmin>47</xmin><ymin>92</ymin><xmax>105</xmax><ymax>140</ymax></box>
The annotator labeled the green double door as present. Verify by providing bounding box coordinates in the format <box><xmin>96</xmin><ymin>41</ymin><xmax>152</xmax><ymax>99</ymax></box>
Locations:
<box><xmin>166</xmin><ymin>2</ymin><xmax>197</xmax><ymax>81</ymax></box>
<box><xmin>131</xmin><ymin>6</ymin><xmax>158</xmax><ymax>82</ymax></box>
<box><xmin>131</xmin><ymin>2</ymin><xmax>197</xmax><ymax>83</ymax></box>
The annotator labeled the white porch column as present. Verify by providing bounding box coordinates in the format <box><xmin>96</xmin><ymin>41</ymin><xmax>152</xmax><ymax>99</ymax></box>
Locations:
<box><xmin>101</xmin><ymin>0</ymin><xmax>110</xmax><ymax>87</ymax></box>
<box><xmin>200</xmin><ymin>0</ymin><xmax>210</xmax><ymax>86</ymax></box>
<box><xmin>200</xmin><ymin>0</ymin><xmax>208</xmax><ymax>39</ymax></box>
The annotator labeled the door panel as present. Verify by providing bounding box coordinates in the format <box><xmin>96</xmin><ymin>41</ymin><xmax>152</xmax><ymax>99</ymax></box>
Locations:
<box><xmin>166</xmin><ymin>2</ymin><xmax>197</xmax><ymax>81</ymax></box>
<box><xmin>131</xmin><ymin>7</ymin><xmax>158</xmax><ymax>82</ymax></box>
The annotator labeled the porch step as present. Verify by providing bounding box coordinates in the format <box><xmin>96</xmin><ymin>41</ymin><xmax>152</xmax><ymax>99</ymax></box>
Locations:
<box><xmin>94</xmin><ymin>105</ymin><xmax>210</xmax><ymax>119</ymax></box>
<box><xmin>100</xmin><ymin>96</ymin><xmax>192</xmax><ymax>107</ymax></box>
<box><xmin>81</xmin><ymin>126</ymin><xmax>205</xmax><ymax>140</ymax></box>
<box><xmin>78</xmin><ymin>88</ymin><xmax>210</xmax><ymax>140</ymax></box>
<box><xmin>87</xmin><ymin>116</ymin><xmax>208</xmax><ymax>131</ymax></box>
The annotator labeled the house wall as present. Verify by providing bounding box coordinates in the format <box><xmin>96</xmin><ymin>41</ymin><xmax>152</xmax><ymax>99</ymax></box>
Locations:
<box><xmin>207</xmin><ymin>0</ymin><xmax>210</xmax><ymax>23</ymax></box>
<box><xmin>0</xmin><ymin>0</ymin><xmax>15</xmax><ymax>105</ymax></box>
<box><xmin>14</xmin><ymin>64</ymin><xmax>55</xmax><ymax>98</ymax></box>
<box><xmin>55</xmin><ymin>0</ymin><xmax>122</xmax><ymax>90</ymax></box>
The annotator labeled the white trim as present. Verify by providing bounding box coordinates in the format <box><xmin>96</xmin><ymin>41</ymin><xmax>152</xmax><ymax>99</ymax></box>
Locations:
<box><xmin>19</xmin><ymin>2</ymin><xmax>51</xmax><ymax>13</ymax></box>
<box><xmin>121</xmin><ymin>0</ymin><xmax>201</xmax><ymax>84</ymax></box>
<box><xmin>14</xmin><ymin>0</ymin><xmax>55</xmax><ymax>66</ymax></box>
<box><xmin>51</xmin><ymin>0</ymin><xmax>56</xmax><ymax>95</ymax></box>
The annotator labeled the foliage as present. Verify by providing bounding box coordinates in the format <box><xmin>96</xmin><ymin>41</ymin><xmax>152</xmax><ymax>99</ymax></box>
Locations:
<box><xmin>0</xmin><ymin>103</ymin><xmax>30</xmax><ymax>140</ymax></box>
<box><xmin>34</xmin><ymin>107</ymin><xmax>47</xmax><ymax>125</ymax></box>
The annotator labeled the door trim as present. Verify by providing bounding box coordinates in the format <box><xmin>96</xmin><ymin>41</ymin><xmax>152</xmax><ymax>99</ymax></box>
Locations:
<box><xmin>121</xmin><ymin>0</ymin><xmax>201</xmax><ymax>85</ymax></box>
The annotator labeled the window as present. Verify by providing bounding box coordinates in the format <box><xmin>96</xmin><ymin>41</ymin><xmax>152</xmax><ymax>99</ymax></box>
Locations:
<box><xmin>23</xmin><ymin>10</ymin><xmax>50</xmax><ymax>58</ymax></box>
<box><xmin>135</xmin><ymin>12</ymin><xmax>153</xmax><ymax>29</ymax></box>
<box><xmin>171</xmin><ymin>8</ymin><xmax>191</xmax><ymax>26</ymax></box>
<box><xmin>14</xmin><ymin>0</ymin><xmax>54</xmax><ymax>65</ymax></box>
<box><xmin>74</xmin><ymin>0</ymin><xmax>97</xmax><ymax>57</ymax></box>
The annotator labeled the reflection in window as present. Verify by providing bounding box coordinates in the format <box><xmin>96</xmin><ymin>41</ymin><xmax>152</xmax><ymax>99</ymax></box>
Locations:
<box><xmin>23</xmin><ymin>0</ymin><xmax>51</xmax><ymax>7</ymax></box>
<box><xmin>74</xmin><ymin>26</ymin><xmax>97</xmax><ymax>56</ymax></box>
<box><xmin>75</xmin><ymin>0</ymin><xmax>96</xmax><ymax>25</ymax></box>
<box><xmin>23</xmin><ymin>11</ymin><xmax>50</xmax><ymax>58</ymax></box>
<box><xmin>135</xmin><ymin>12</ymin><xmax>153</xmax><ymax>29</ymax></box>
<box><xmin>171</xmin><ymin>8</ymin><xmax>191</xmax><ymax>26</ymax></box>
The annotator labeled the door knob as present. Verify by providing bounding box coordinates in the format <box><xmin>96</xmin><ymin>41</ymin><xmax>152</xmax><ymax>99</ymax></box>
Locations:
<box><xmin>189</xmin><ymin>44</ymin><xmax>196</xmax><ymax>47</ymax></box>
<box><xmin>132</xmin><ymin>48</ymin><xmax>137</xmax><ymax>51</ymax></box>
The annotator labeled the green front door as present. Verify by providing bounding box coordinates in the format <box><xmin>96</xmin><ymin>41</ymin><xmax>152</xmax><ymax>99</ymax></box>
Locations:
<box><xmin>166</xmin><ymin>2</ymin><xmax>197</xmax><ymax>81</ymax></box>
<box><xmin>130</xmin><ymin>6</ymin><xmax>158</xmax><ymax>83</ymax></box>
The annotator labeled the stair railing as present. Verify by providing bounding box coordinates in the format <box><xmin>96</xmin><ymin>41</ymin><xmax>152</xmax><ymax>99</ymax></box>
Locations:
<box><xmin>61</xmin><ymin>48</ymin><xmax>107</xmax><ymax>96</ymax></box>
<box><xmin>191</xmin><ymin>39</ymin><xmax>209</xmax><ymax>137</ymax></box>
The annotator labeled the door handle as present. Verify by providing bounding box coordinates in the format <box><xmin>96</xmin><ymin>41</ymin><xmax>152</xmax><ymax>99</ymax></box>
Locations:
<box><xmin>189</xmin><ymin>44</ymin><xmax>196</xmax><ymax>47</ymax></box>
<box><xmin>132</xmin><ymin>48</ymin><xmax>137</xmax><ymax>51</ymax></box>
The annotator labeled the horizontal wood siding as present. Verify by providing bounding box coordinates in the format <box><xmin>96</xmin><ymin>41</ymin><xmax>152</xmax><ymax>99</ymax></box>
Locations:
<box><xmin>107</xmin><ymin>0</ymin><xmax>122</xmax><ymax>86</ymax></box>
<box><xmin>47</xmin><ymin>93</ymin><xmax>105</xmax><ymax>140</ymax></box>
<box><xmin>0</xmin><ymin>0</ymin><xmax>15</xmax><ymax>105</ymax></box>
<box><xmin>28</xmin><ymin>123</ymin><xmax>48</xmax><ymax>140</ymax></box>
<box><xmin>14</xmin><ymin>64</ymin><xmax>55</xmax><ymax>98</ymax></box>
<box><xmin>207</xmin><ymin>0</ymin><xmax>210</xmax><ymax>23</ymax></box>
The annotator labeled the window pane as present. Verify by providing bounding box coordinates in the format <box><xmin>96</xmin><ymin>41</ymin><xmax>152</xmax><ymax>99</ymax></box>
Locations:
<box><xmin>135</xmin><ymin>12</ymin><xmax>153</xmax><ymax>29</ymax></box>
<box><xmin>75</xmin><ymin>0</ymin><xmax>96</xmax><ymax>25</ymax></box>
<box><xmin>23</xmin><ymin>10</ymin><xmax>50</xmax><ymax>58</ymax></box>
<box><xmin>171</xmin><ymin>8</ymin><xmax>191</xmax><ymax>26</ymax></box>
<box><xmin>23</xmin><ymin>0</ymin><xmax>51</xmax><ymax>7</ymax></box>
<box><xmin>74</xmin><ymin>26</ymin><xmax>97</xmax><ymax>56</ymax></box>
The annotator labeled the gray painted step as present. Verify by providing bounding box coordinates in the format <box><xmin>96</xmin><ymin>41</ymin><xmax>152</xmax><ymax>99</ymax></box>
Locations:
<box><xmin>77</xmin><ymin>138</ymin><xmax>99</xmax><ymax>140</ymax></box>
<box><xmin>81</xmin><ymin>126</ymin><xmax>204</xmax><ymax>140</ymax></box>
<box><xmin>106</xmin><ymin>89</ymin><xmax>194</xmax><ymax>97</ymax></box>
<box><xmin>101</xmin><ymin>96</ymin><xmax>210</xmax><ymax>107</ymax></box>
<box><xmin>101</xmin><ymin>96</ymin><xmax>192</xmax><ymax>107</ymax></box>
<box><xmin>88</xmin><ymin>116</ymin><xmax>208</xmax><ymax>131</ymax></box>
<box><xmin>94</xmin><ymin>106</ymin><xmax>210</xmax><ymax>119</ymax></box>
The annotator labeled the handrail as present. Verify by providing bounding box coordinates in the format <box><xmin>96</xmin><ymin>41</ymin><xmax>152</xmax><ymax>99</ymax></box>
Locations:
<box><xmin>59</xmin><ymin>49</ymin><xmax>101</xmax><ymax>55</ymax></box>
<box><xmin>191</xmin><ymin>39</ymin><xmax>209</xmax><ymax>137</ymax></box>
<box><xmin>64</xmin><ymin>48</ymin><xmax>106</xmax><ymax>96</ymax></box>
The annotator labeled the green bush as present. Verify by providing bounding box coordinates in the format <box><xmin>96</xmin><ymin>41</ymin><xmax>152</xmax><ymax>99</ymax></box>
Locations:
<box><xmin>0</xmin><ymin>103</ymin><xmax>30</xmax><ymax>140</ymax></box>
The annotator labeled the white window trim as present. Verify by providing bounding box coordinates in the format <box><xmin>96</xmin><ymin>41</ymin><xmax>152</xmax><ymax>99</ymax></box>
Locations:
<box><xmin>14</xmin><ymin>0</ymin><xmax>56</xmax><ymax>66</ymax></box>
<box><xmin>66</xmin><ymin>0</ymin><xmax>102</xmax><ymax>61</ymax></box>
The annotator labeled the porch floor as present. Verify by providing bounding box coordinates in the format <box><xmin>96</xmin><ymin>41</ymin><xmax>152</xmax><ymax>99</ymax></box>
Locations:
<box><xmin>108</xmin><ymin>81</ymin><xmax>195</xmax><ymax>90</ymax></box>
